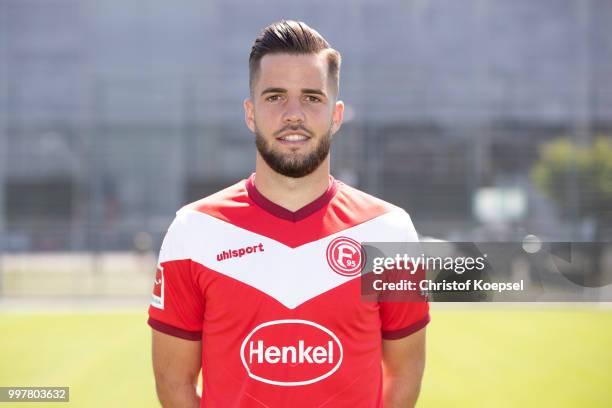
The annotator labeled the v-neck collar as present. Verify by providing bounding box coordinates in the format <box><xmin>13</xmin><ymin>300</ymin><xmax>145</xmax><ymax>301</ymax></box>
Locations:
<box><xmin>245</xmin><ymin>173</ymin><xmax>339</xmax><ymax>222</ymax></box>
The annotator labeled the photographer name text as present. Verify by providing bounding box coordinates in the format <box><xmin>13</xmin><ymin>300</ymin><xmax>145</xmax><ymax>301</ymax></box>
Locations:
<box><xmin>372</xmin><ymin>279</ymin><xmax>525</xmax><ymax>293</ymax></box>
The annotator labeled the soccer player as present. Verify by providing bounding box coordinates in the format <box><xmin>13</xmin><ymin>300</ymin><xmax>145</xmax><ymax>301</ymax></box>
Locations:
<box><xmin>148</xmin><ymin>20</ymin><xmax>430</xmax><ymax>407</ymax></box>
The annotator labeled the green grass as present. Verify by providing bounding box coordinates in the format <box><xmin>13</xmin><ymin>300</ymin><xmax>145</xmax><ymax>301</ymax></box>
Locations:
<box><xmin>1</xmin><ymin>308</ymin><xmax>611</xmax><ymax>407</ymax></box>
<box><xmin>0</xmin><ymin>311</ymin><xmax>157</xmax><ymax>408</ymax></box>
<box><xmin>420</xmin><ymin>308</ymin><xmax>612</xmax><ymax>408</ymax></box>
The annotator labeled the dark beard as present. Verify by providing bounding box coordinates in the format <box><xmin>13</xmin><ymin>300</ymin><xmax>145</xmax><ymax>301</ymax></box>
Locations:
<box><xmin>255</xmin><ymin>129</ymin><xmax>332</xmax><ymax>178</ymax></box>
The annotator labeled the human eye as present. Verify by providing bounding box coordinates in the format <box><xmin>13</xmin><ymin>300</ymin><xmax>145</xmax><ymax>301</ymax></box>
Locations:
<box><xmin>265</xmin><ymin>94</ymin><xmax>283</xmax><ymax>102</ymax></box>
<box><xmin>304</xmin><ymin>95</ymin><xmax>322</xmax><ymax>103</ymax></box>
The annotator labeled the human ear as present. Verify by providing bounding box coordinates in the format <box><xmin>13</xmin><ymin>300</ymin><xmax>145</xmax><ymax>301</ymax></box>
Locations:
<box><xmin>244</xmin><ymin>98</ymin><xmax>256</xmax><ymax>133</ymax></box>
<box><xmin>331</xmin><ymin>100</ymin><xmax>345</xmax><ymax>135</ymax></box>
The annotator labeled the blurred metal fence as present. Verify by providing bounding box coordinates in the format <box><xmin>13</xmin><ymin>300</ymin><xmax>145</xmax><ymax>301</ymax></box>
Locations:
<box><xmin>0</xmin><ymin>0</ymin><xmax>611</xmax><ymax>297</ymax></box>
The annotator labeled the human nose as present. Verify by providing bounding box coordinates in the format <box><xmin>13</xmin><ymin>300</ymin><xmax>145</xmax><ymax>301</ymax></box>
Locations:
<box><xmin>282</xmin><ymin>98</ymin><xmax>305</xmax><ymax>123</ymax></box>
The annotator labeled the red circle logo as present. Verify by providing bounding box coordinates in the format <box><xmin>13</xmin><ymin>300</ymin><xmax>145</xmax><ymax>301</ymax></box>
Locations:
<box><xmin>326</xmin><ymin>236</ymin><xmax>364</xmax><ymax>276</ymax></box>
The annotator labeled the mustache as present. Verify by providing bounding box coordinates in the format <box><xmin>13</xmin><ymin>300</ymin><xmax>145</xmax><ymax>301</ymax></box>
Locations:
<box><xmin>273</xmin><ymin>125</ymin><xmax>313</xmax><ymax>137</ymax></box>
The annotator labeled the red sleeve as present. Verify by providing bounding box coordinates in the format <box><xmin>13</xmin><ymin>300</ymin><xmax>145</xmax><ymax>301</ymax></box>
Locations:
<box><xmin>147</xmin><ymin>216</ymin><xmax>204</xmax><ymax>340</ymax></box>
<box><xmin>376</xmin><ymin>209</ymin><xmax>430</xmax><ymax>339</ymax></box>
<box><xmin>379</xmin><ymin>300</ymin><xmax>430</xmax><ymax>340</ymax></box>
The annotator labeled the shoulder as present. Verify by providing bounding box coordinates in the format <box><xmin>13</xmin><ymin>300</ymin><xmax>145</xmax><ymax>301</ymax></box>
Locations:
<box><xmin>179</xmin><ymin>178</ymin><xmax>249</xmax><ymax>218</ymax></box>
<box><xmin>334</xmin><ymin>180</ymin><xmax>418</xmax><ymax>241</ymax></box>
<box><xmin>162</xmin><ymin>178</ymin><xmax>249</xmax><ymax>239</ymax></box>
<box><xmin>335</xmin><ymin>181</ymin><xmax>399</xmax><ymax>212</ymax></box>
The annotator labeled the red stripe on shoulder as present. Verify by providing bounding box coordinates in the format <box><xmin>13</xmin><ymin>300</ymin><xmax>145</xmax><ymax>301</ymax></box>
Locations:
<box><xmin>183</xmin><ymin>178</ymin><xmax>252</xmax><ymax>216</ymax></box>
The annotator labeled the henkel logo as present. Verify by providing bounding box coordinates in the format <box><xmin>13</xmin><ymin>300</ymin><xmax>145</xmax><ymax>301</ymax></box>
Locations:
<box><xmin>326</xmin><ymin>236</ymin><xmax>364</xmax><ymax>277</ymax></box>
<box><xmin>240</xmin><ymin>319</ymin><xmax>343</xmax><ymax>387</ymax></box>
<box><xmin>151</xmin><ymin>265</ymin><xmax>164</xmax><ymax>309</ymax></box>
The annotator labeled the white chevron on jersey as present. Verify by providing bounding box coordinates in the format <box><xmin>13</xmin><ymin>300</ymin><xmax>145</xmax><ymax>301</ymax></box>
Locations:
<box><xmin>159</xmin><ymin>207</ymin><xmax>418</xmax><ymax>309</ymax></box>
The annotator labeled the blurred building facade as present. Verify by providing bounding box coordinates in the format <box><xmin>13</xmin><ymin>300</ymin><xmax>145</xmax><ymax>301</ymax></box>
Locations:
<box><xmin>0</xmin><ymin>0</ymin><xmax>611</xmax><ymax>252</ymax></box>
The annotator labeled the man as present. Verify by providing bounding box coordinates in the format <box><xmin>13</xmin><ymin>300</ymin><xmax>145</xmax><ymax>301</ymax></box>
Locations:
<box><xmin>148</xmin><ymin>20</ymin><xmax>429</xmax><ymax>407</ymax></box>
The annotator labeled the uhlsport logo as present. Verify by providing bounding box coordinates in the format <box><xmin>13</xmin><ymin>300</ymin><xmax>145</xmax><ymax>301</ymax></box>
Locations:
<box><xmin>217</xmin><ymin>243</ymin><xmax>264</xmax><ymax>262</ymax></box>
<box><xmin>240</xmin><ymin>319</ymin><xmax>343</xmax><ymax>386</ymax></box>
<box><xmin>151</xmin><ymin>265</ymin><xmax>164</xmax><ymax>309</ymax></box>
<box><xmin>326</xmin><ymin>236</ymin><xmax>364</xmax><ymax>276</ymax></box>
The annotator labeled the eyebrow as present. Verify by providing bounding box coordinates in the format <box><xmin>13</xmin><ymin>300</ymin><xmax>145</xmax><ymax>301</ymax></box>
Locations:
<box><xmin>260</xmin><ymin>87</ymin><xmax>286</xmax><ymax>96</ymax></box>
<box><xmin>260</xmin><ymin>87</ymin><xmax>327</xmax><ymax>97</ymax></box>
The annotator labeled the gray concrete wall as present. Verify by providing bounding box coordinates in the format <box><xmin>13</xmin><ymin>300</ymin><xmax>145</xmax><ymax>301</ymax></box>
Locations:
<box><xmin>1</xmin><ymin>0</ymin><xmax>611</xmax><ymax>248</ymax></box>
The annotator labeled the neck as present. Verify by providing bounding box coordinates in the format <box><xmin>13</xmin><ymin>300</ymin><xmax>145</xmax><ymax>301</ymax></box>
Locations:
<box><xmin>254</xmin><ymin>154</ymin><xmax>331</xmax><ymax>212</ymax></box>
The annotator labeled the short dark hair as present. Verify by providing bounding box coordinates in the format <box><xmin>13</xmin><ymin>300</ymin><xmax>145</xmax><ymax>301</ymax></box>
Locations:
<box><xmin>249</xmin><ymin>20</ymin><xmax>341</xmax><ymax>96</ymax></box>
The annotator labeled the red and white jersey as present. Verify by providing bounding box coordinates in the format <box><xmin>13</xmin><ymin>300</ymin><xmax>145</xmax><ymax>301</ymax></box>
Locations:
<box><xmin>148</xmin><ymin>174</ymin><xmax>430</xmax><ymax>407</ymax></box>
